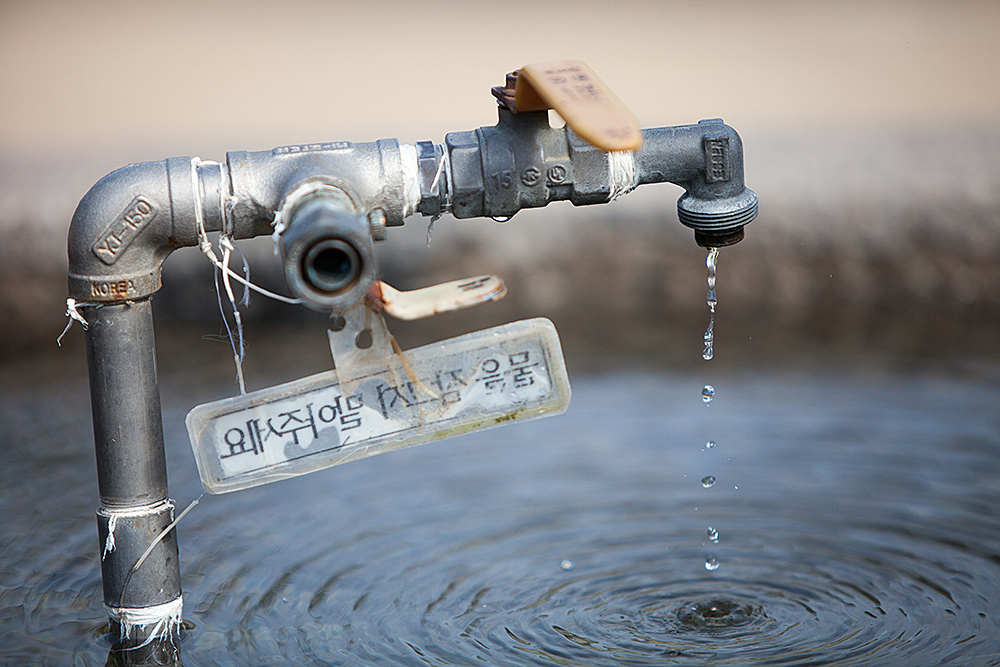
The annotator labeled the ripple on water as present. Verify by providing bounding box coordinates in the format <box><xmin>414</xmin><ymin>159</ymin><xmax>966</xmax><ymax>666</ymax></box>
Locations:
<box><xmin>126</xmin><ymin>377</ymin><xmax>1000</xmax><ymax>664</ymax></box>
<box><xmin>675</xmin><ymin>598</ymin><xmax>759</xmax><ymax>629</ymax></box>
<box><xmin>4</xmin><ymin>373</ymin><xmax>1000</xmax><ymax>665</ymax></box>
<box><xmin>231</xmin><ymin>495</ymin><xmax>1000</xmax><ymax>667</ymax></box>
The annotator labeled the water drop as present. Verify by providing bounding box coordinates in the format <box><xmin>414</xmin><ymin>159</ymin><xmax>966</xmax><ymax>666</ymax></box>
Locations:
<box><xmin>706</xmin><ymin>441</ymin><xmax>716</xmax><ymax>449</ymax></box>
<box><xmin>701</xmin><ymin>476</ymin><xmax>716</xmax><ymax>488</ymax></box>
<box><xmin>702</xmin><ymin>319</ymin><xmax>715</xmax><ymax>361</ymax></box>
<box><xmin>560</xmin><ymin>560</ymin><xmax>574</xmax><ymax>571</ymax></box>
<box><xmin>706</xmin><ymin>248</ymin><xmax>718</xmax><ymax>291</ymax></box>
<box><xmin>702</xmin><ymin>385</ymin><xmax>715</xmax><ymax>403</ymax></box>
<box><xmin>707</xmin><ymin>526</ymin><xmax>719</xmax><ymax>542</ymax></box>
<box><xmin>425</xmin><ymin>217</ymin><xmax>437</xmax><ymax>246</ymax></box>
<box><xmin>491</xmin><ymin>215</ymin><xmax>512</xmax><ymax>223</ymax></box>
<box><xmin>705</xmin><ymin>556</ymin><xmax>720</xmax><ymax>571</ymax></box>
<box><xmin>701</xmin><ymin>248</ymin><xmax>719</xmax><ymax>361</ymax></box>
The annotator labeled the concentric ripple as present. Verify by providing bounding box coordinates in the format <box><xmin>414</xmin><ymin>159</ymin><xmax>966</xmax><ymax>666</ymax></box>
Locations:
<box><xmin>675</xmin><ymin>598</ymin><xmax>760</xmax><ymax>629</ymax></box>
<box><xmin>328</xmin><ymin>502</ymin><xmax>995</xmax><ymax>667</ymax></box>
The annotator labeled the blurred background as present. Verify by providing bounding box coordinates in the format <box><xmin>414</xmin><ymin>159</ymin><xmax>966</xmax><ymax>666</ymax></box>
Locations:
<box><xmin>2</xmin><ymin>4</ymin><xmax>999</xmax><ymax>663</ymax></box>
<box><xmin>1</xmin><ymin>0</ymin><xmax>998</xmax><ymax>374</ymax></box>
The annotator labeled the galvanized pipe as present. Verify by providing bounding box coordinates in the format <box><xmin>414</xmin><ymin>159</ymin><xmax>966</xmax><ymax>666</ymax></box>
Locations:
<box><xmin>84</xmin><ymin>298</ymin><xmax>182</xmax><ymax>645</ymax></box>
<box><xmin>86</xmin><ymin>299</ymin><xmax>167</xmax><ymax>505</ymax></box>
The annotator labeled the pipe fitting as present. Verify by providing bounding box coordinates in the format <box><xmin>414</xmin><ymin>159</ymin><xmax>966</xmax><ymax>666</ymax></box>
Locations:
<box><xmin>668</xmin><ymin>119</ymin><xmax>758</xmax><ymax>247</ymax></box>
<box><xmin>67</xmin><ymin>140</ymin><xmax>415</xmax><ymax>305</ymax></box>
<box><xmin>67</xmin><ymin>158</ymin><xmax>201</xmax><ymax>302</ymax></box>
<box><xmin>438</xmin><ymin>110</ymin><xmax>757</xmax><ymax>246</ymax></box>
<box><xmin>276</xmin><ymin>184</ymin><xmax>377</xmax><ymax>312</ymax></box>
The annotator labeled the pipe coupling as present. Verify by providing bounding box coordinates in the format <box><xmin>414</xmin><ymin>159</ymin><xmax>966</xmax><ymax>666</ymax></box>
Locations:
<box><xmin>276</xmin><ymin>185</ymin><xmax>377</xmax><ymax>312</ymax></box>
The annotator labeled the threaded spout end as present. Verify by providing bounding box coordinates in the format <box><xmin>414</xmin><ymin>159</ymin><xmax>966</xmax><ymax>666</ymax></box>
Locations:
<box><xmin>677</xmin><ymin>187</ymin><xmax>758</xmax><ymax>247</ymax></box>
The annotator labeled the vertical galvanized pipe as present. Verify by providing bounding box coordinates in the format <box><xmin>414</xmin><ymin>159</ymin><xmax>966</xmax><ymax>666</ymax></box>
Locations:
<box><xmin>84</xmin><ymin>298</ymin><xmax>182</xmax><ymax>644</ymax></box>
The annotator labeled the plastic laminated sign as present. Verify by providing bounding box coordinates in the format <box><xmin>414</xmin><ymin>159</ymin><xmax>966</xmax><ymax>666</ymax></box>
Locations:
<box><xmin>186</xmin><ymin>318</ymin><xmax>571</xmax><ymax>494</ymax></box>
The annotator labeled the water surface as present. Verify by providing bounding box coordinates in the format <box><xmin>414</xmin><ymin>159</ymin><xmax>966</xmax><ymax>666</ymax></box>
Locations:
<box><xmin>2</xmin><ymin>356</ymin><xmax>999</xmax><ymax>665</ymax></box>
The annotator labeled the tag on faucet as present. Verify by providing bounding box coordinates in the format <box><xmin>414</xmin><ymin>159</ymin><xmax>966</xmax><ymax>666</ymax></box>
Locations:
<box><xmin>186</xmin><ymin>318</ymin><xmax>571</xmax><ymax>494</ymax></box>
<box><xmin>515</xmin><ymin>59</ymin><xmax>643</xmax><ymax>152</ymax></box>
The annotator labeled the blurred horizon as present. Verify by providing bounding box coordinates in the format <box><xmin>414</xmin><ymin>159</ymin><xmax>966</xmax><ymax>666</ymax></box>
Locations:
<box><xmin>1</xmin><ymin>0</ymin><xmax>998</xmax><ymax>368</ymax></box>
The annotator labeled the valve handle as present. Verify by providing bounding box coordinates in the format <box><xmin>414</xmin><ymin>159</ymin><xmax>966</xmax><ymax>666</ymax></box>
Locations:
<box><xmin>327</xmin><ymin>275</ymin><xmax>506</xmax><ymax>389</ymax></box>
<box><xmin>369</xmin><ymin>275</ymin><xmax>506</xmax><ymax>321</ymax></box>
<box><xmin>493</xmin><ymin>59</ymin><xmax>643</xmax><ymax>153</ymax></box>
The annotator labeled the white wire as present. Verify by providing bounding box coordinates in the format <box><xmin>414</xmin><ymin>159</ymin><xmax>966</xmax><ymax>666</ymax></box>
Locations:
<box><xmin>56</xmin><ymin>297</ymin><xmax>98</xmax><ymax>346</ymax></box>
<box><xmin>190</xmin><ymin>157</ymin><xmax>305</xmax><ymax>392</ymax></box>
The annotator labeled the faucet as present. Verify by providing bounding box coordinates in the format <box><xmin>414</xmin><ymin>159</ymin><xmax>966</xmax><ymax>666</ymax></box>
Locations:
<box><xmin>66</xmin><ymin>61</ymin><xmax>756</xmax><ymax>649</ymax></box>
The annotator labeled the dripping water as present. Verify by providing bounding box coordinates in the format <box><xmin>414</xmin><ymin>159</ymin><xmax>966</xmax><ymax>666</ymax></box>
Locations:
<box><xmin>702</xmin><ymin>248</ymin><xmax>720</xmax><ymax>570</ymax></box>
<box><xmin>703</xmin><ymin>247</ymin><xmax>719</xmax><ymax>361</ymax></box>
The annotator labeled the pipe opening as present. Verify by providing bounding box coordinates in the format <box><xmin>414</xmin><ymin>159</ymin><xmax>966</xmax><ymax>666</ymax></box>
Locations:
<box><xmin>302</xmin><ymin>240</ymin><xmax>361</xmax><ymax>294</ymax></box>
<box><xmin>695</xmin><ymin>227</ymin><xmax>745</xmax><ymax>248</ymax></box>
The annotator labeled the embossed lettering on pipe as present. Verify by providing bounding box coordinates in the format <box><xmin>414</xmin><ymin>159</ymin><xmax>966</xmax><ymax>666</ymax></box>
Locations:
<box><xmin>92</xmin><ymin>195</ymin><xmax>159</xmax><ymax>265</ymax></box>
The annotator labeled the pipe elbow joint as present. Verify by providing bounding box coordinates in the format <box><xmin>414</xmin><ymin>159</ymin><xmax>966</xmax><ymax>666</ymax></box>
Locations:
<box><xmin>68</xmin><ymin>157</ymin><xmax>200</xmax><ymax>302</ymax></box>
<box><xmin>674</xmin><ymin>120</ymin><xmax>757</xmax><ymax>248</ymax></box>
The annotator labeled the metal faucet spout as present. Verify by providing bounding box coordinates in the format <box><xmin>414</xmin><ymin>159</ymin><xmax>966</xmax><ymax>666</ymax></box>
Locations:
<box><xmin>637</xmin><ymin>119</ymin><xmax>758</xmax><ymax>247</ymax></box>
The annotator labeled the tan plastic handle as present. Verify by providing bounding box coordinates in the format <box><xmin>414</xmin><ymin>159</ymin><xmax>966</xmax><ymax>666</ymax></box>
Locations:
<box><xmin>369</xmin><ymin>275</ymin><xmax>507</xmax><ymax>321</ymax></box>
<box><xmin>515</xmin><ymin>59</ymin><xmax>643</xmax><ymax>152</ymax></box>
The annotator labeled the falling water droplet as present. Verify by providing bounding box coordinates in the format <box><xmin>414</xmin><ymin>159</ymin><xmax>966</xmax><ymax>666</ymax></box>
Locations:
<box><xmin>707</xmin><ymin>526</ymin><xmax>720</xmax><ymax>542</ymax></box>
<box><xmin>706</xmin><ymin>248</ymin><xmax>718</xmax><ymax>290</ymax></box>
<box><xmin>702</xmin><ymin>248</ymin><xmax>719</xmax><ymax>361</ymax></box>
<box><xmin>705</xmin><ymin>556</ymin><xmax>720</xmax><ymax>571</ymax></box>
<box><xmin>706</xmin><ymin>440</ymin><xmax>716</xmax><ymax>449</ymax></box>
<box><xmin>560</xmin><ymin>560</ymin><xmax>574</xmax><ymax>571</ymax></box>
<box><xmin>425</xmin><ymin>217</ymin><xmax>437</xmax><ymax>247</ymax></box>
<box><xmin>701</xmin><ymin>476</ymin><xmax>717</xmax><ymax>488</ymax></box>
<box><xmin>702</xmin><ymin>385</ymin><xmax>715</xmax><ymax>403</ymax></box>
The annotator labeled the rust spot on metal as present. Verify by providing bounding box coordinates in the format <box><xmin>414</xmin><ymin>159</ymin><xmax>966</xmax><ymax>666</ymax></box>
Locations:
<box><xmin>491</xmin><ymin>71</ymin><xmax>520</xmax><ymax>112</ymax></box>
<box><xmin>365</xmin><ymin>280</ymin><xmax>387</xmax><ymax>310</ymax></box>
